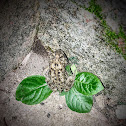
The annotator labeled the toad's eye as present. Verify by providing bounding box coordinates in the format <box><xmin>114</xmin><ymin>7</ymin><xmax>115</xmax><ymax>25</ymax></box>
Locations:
<box><xmin>58</xmin><ymin>72</ymin><xmax>60</xmax><ymax>74</ymax></box>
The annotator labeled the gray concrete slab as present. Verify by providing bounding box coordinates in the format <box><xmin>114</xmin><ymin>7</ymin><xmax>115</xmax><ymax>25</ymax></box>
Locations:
<box><xmin>0</xmin><ymin>0</ymin><xmax>126</xmax><ymax>126</ymax></box>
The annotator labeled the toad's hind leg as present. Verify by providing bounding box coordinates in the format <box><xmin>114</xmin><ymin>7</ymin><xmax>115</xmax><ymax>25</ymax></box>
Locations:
<box><xmin>43</xmin><ymin>67</ymin><xmax>57</xmax><ymax>92</ymax></box>
<box><xmin>47</xmin><ymin>80</ymin><xmax>57</xmax><ymax>91</ymax></box>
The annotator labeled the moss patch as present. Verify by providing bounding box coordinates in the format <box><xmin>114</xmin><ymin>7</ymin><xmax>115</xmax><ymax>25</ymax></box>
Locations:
<box><xmin>71</xmin><ymin>0</ymin><xmax>126</xmax><ymax>59</ymax></box>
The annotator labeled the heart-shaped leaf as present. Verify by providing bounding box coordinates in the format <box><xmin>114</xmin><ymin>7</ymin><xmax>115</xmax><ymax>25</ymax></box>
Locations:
<box><xmin>74</xmin><ymin>72</ymin><xmax>104</xmax><ymax>95</ymax></box>
<box><xmin>16</xmin><ymin>75</ymin><xmax>52</xmax><ymax>105</ymax></box>
<box><xmin>65</xmin><ymin>87</ymin><xmax>93</xmax><ymax>113</ymax></box>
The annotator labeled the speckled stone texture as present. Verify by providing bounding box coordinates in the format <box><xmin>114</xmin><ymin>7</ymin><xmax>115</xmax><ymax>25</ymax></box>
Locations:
<box><xmin>0</xmin><ymin>0</ymin><xmax>126</xmax><ymax>126</ymax></box>
<box><xmin>0</xmin><ymin>0</ymin><xmax>39</xmax><ymax>81</ymax></box>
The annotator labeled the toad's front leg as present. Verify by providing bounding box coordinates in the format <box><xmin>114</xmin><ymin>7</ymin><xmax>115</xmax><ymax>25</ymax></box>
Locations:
<box><xmin>64</xmin><ymin>68</ymin><xmax>76</xmax><ymax>92</ymax></box>
<box><xmin>64</xmin><ymin>76</ymin><xmax>75</xmax><ymax>92</ymax></box>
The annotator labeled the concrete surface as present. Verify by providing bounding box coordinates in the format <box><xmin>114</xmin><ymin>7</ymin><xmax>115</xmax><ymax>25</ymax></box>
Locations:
<box><xmin>116</xmin><ymin>105</ymin><xmax>126</xmax><ymax>119</ymax></box>
<box><xmin>0</xmin><ymin>0</ymin><xmax>39</xmax><ymax>81</ymax></box>
<box><xmin>0</xmin><ymin>0</ymin><xmax>126</xmax><ymax>126</ymax></box>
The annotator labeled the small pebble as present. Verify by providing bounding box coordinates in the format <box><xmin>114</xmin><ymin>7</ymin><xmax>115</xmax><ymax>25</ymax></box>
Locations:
<box><xmin>58</xmin><ymin>104</ymin><xmax>63</xmax><ymax>109</ymax></box>
<box><xmin>47</xmin><ymin>113</ymin><xmax>51</xmax><ymax>118</ymax></box>
<box><xmin>12</xmin><ymin>116</ymin><xmax>17</xmax><ymax>120</ymax></box>
<box><xmin>40</xmin><ymin>102</ymin><xmax>45</xmax><ymax>105</ymax></box>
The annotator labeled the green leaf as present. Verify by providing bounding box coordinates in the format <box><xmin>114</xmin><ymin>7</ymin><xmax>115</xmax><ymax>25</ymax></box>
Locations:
<box><xmin>74</xmin><ymin>72</ymin><xmax>104</xmax><ymax>95</ymax></box>
<box><xmin>65</xmin><ymin>87</ymin><xmax>93</xmax><ymax>113</ymax></box>
<box><xmin>71</xmin><ymin>64</ymin><xmax>78</xmax><ymax>75</ymax></box>
<box><xmin>16</xmin><ymin>75</ymin><xmax>53</xmax><ymax>105</ymax></box>
<box><xmin>65</xmin><ymin>65</ymin><xmax>73</xmax><ymax>75</ymax></box>
<box><xmin>66</xmin><ymin>64</ymin><xmax>78</xmax><ymax>76</ymax></box>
